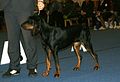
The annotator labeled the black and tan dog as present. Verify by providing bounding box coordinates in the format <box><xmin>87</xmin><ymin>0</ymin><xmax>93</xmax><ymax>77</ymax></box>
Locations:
<box><xmin>21</xmin><ymin>13</ymin><xmax>100</xmax><ymax>78</ymax></box>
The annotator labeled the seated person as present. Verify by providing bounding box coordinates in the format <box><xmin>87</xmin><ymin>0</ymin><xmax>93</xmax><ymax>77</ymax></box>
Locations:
<box><xmin>95</xmin><ymin>0</ymin><xmax>115</xmax><ymax>29</ymax></box>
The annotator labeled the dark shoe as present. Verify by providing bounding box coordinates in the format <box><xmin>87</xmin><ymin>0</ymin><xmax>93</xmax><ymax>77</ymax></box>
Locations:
<box><xmin>28</xmin><ymin>69</ymin><xmax>37</xmax><ymax>77</ymax></box>
<box><xmin>2</xmin><ymin>69</ymin><xmax>20</xmax><ymax>77</ymax></box>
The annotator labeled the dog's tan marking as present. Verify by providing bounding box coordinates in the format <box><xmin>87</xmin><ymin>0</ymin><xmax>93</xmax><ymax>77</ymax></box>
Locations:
<box><xmin>73</xmin><ymin>42</ymin><xmax>81</xmax><ymax>70</ymax></box>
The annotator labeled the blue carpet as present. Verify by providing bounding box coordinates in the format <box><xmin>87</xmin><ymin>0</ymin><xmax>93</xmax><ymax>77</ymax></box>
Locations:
<box><xmin>0</xmin><ymin>29</ymin><xmax>120</xmax><ymax>82</ymax></box>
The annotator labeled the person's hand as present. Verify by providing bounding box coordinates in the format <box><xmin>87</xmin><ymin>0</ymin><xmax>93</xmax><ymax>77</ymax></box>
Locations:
<box><xmin>81</xmin><ymin>10</ymin><xmax>86</xmax><ymax>16</ymax></box>
<box><xmin>96</xmin><ymin>11</ymin><xmax>101</xmax><ymax>16</ymax></box>
<box><xmin>37</xmin><ymin>0</ymin><xmax>45</xmax><ymax>11</ymax></box>
<box><xmin>110</xmin><ymin>10</ymin><xmax>114</xmax><ymax>13</ymax></box>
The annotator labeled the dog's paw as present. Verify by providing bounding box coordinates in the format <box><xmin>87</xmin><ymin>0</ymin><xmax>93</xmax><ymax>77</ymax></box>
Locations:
<box><xmin>94</xmin><ymin>65</ymin><xmax>100</xmax><ymax>70</ymax></box>
<box><xmin>41</xmin><ymin>71</ymin><xmax>49</xmax><ymax>77</ymax></box>
<box><xmin>73</xmin><ymin>67</ymin><xmax>80</xmax><ymax>71</ymax></box>
<box><xmin>54</xmin><ymin>73</ymin><xmax>60</xmax><ymax>78</ymax></box>
<box><xmin>54</xmin><ymin>71</ymin><xmax>60</xmax><ymax>78</ymax></box>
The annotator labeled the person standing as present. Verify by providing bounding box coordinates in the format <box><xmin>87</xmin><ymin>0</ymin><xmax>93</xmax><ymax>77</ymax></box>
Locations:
<box><xmin>0</xmin><ymin>0</ymin><xmax>44</xmax><ymax>77</ymax></box>
<box><xmin>48</xmin><ymin>0</ymin><xmax>64</xmax><ymax>28</ymax></box>
<box><xmin>81</xmin><ymin>0</ymin><xmax>94</xmax><ymax>27</ymax></box>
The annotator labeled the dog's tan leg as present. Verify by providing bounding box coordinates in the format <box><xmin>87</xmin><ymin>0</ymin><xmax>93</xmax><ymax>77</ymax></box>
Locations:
<box><xmin>89</xmin><ymin>51</ymin><xmax>100</xmax><ymax>70</ymax></box>
<box><xmin>52</xmin><ymin>51</ymin><xmax>60</xmax><ymax>78</ymax></box>
<box><xmin>54</xmin><ymin>63</ymin><xmax>60</xmax><ymax>78</ymax></box>
<box><xmin>73</xmin><ymin>42</ymin><xmax>82</xmax><ymax>71</ymax></box>
<box><xmin>84</xmin><ymin>43</ymin><xmax>100</xmax><ymax>70</ymax></box>
<box><xmin>42</xmin><ymin>49</ymin><xmax>52</xmax><ymax>77</ymax></box>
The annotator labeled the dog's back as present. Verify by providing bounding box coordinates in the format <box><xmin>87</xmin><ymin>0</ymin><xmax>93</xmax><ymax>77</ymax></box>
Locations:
<box><xmin>47</xmin><ymin>24</ymin><xmax>90</xmax><ymax>50</ymax></box>
<box><xmin>65</xmin><ymin>24</ymin><xmax>90</xmax><ymax>42</ymax></box>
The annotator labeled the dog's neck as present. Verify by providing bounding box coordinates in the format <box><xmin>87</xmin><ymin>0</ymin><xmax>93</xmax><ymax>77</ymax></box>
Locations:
<box><xmin>38</xmin><ymin>19</ymin><xmax>53</xmax><ymax>40</ymax></box>
<box><xmin>39</xmin><ymin>19</ymin><xmax>53</xmax><ymax>32</ymax></box>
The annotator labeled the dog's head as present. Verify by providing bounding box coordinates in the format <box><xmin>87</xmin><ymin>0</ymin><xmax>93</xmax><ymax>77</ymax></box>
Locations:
<box><xmin>21</xmin><ymin>12</ymin><xmax>42</xmax><ymax>36</ymax></box>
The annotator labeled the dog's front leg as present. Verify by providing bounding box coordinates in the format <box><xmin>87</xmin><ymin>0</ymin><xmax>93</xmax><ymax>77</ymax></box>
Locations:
<box><xmin>52</xmin><ymin>48</ymin><xmax>60</xmax><ymax>78</ymax></box>
<box><xmin>42</xmin><ymin>49</ymin><xmax>52</xmax><ymax>77</ymax></box>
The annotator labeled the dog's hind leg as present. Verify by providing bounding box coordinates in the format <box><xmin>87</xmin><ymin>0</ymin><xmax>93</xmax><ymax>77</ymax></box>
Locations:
<box><xmin>42</xmin><ymin>49</ymin><xmax>52</xmax><ymax>77</ymax></box>
<box><xmin>84</xmin><ymin>42</ymin><xmax>100</xmax><ymax>70</ymax></box>
<box><xmin>73</xmin><ymin>42</ymin><xmax>82</xmax><ymax>71</ymax></box>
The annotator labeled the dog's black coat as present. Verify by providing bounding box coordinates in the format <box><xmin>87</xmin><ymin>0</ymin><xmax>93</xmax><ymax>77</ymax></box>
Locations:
<box><xmin>21</xmin><ymin>13</ymin><xmax>99</xmax><ymax>77</ymax></box>
<box><xmin>22</xmin><ymin>13</ymin><xmax>91</xmax><ymax>50</ymax></box>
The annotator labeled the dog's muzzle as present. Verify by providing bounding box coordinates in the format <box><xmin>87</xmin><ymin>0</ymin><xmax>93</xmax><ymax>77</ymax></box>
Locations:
<box><xmin>21</xmin><ymin>22</ymin><xmax>40</xmax><ymax>36</ymax></box>
<box><xmin>21</xmin><ymin>23</ymin><xmax>34</xmax><ymax>30</ymax></box>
